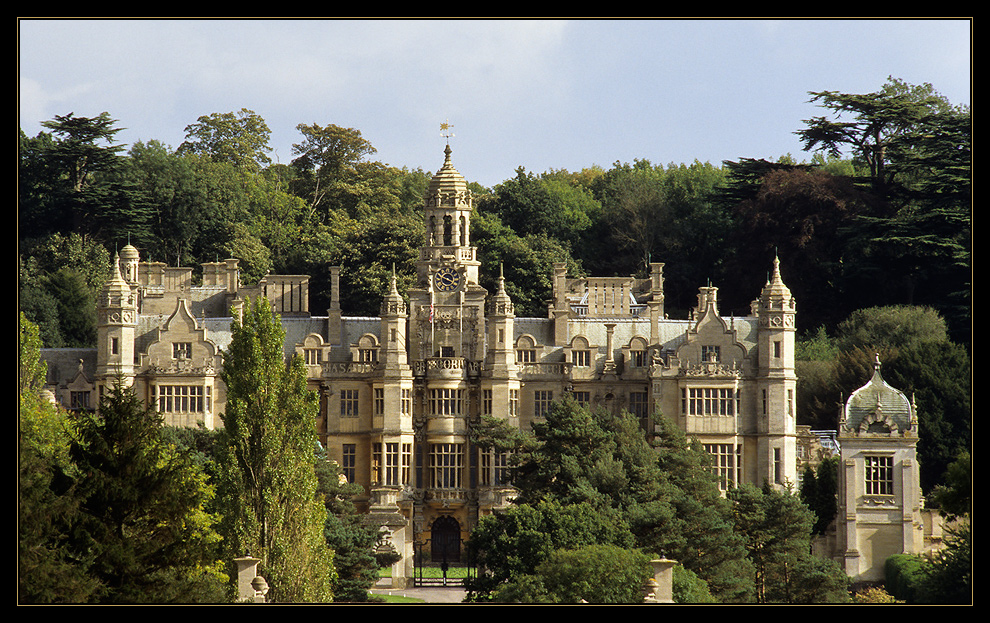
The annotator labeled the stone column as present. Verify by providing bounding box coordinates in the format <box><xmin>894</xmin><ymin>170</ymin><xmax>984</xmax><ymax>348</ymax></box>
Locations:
<box><xmin>646</xmin><ymin>558</ymin><xmax>676</xmax><ymax>603</ymax></box>
<box><xmin>603</xmin><ymin>323</ymin><xmax>617</xmax><ymax>376</ymax></box>
<box><xmin>234</xmin><ymin>555</ymin><xmax>264</xmax><ymax>603</ymax></box>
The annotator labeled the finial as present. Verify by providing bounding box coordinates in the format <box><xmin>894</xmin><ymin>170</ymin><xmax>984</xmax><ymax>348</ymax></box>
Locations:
<box><xmin>389</xmin><ymin>263</ymin><xmax>400</xmax><ymax>296</ymax></box>
<box><xmin>441</xmin><ymin>119</ymin><xmax>455</xmax><ymax>144</ymax></box>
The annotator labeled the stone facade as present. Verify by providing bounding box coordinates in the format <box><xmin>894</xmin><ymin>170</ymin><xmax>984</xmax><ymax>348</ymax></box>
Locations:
<box><xmin>39</xmin><ymin>143</ymin><xmax>934</xmax><ymax>589</ymax></box>
<box><xmin>834</xmin><ymin>354</ymin><xmax>925</xmax><ymax>583</ymax></box>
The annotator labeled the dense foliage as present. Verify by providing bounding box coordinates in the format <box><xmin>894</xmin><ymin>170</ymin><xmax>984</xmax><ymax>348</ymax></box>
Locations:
<box><xmin>19</xmin><ymin>77</ymin><xmax>970</xmax><ymax>342</ymax></box>
<box><xmin>213</xmin><ymin>297</ymin><xmax>336</xmax><ymax>603</ymax></box>
<box><xmin>19</xmin><ymin>315</ymin><xmax>227</xmax><ymax>603</ymax></box>
<box><xmin>467</xmin><ymin>399</ymin><xmax>851</xmax><ymax>603</ymax></box>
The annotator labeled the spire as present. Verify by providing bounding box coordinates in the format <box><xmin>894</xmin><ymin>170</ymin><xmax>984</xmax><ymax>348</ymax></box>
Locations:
<box><xmin>760</xmin><ymin>254</ymin><xmax>794</xmax><ymax>306</ymax></box>
<box><xmin>381</xmin><ymin>263</ymin><xmax>407</xmax><ymax>318</ymax></box>
<box><xmin>102</xmin><ymin>252</ymin><xmax>132</xmax><ymax>303</ymax></box>
<box><xmin>489</xmin><ymin>263</ymin><xmax>514</xmax><ymax>317</ymax></box>
<box><xmin>110</xmin><ymin>252</ymin><xmax>127</xmax><ymax>285</ymax></box>
<box><xmin>389</xmin><ymin>263</ymin><xmax>400</xmax><ymax>297</ymax></box>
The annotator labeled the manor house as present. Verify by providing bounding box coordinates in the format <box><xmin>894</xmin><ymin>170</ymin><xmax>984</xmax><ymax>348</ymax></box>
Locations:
<box><xmin>40</xmin><ymin>144</ymin><xmax>933</xmax><ymax>586</ymax></box>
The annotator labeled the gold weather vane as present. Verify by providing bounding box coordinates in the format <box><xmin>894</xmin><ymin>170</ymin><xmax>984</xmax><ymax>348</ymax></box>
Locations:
<box><xmin>440</xmin><ymin>120</ymin><xmax>455</xmax><ymax>144</ymax></box>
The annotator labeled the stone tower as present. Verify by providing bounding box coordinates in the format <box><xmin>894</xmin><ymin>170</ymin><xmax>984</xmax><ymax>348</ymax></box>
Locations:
<box><xmin>836</xmin><ymin>354</ymin><xmax>923</xmax><ymax>582</ymax></box>
<box><xmin>406</xmin><ymin>144</ymin><xmax>491</xmax><ymax>563</ymax></box>
<box><xmin>408</xmin><ymin>144</ymin><xmax>486</xmax><ymax>363</ymax></box>
<box><xmin>755</xmin><ymin>256</ymin><xmax>798</xmax><ymax>487</ymax></box>
<box><xmin>96</xmin><ymin>253</ymin><xmax>138</xmax><ymax>387</ymax></box>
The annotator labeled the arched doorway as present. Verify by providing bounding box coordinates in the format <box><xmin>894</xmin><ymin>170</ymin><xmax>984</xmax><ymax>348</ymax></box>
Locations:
<box><xmin>430</xmin><ymin>515</ymin><xmax>461</xmax><ymax>563</ymax></box>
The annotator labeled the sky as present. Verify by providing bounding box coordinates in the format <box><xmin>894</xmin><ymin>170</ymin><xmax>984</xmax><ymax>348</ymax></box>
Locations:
<box><xmin>18</xmin><ymin>18</ymin><xmax>972</xmax><ymax>189</ymax></box>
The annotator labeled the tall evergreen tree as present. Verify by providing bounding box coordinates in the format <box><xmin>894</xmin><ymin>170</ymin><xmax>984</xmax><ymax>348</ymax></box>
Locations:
<box><xmin>64</xmin><ymin>380</ymin><xmax>227</xmax><ymax>603</ymax></box>
<box><xmin>315</xmin><ymin>450</ymin><xmax>391</xmax><ymax>602</ymax></box>
<box><xmin>214</xmin><ymin>297</ymin><xmax>336</xmax><ymax>602</ymax></box>
<box><xmin>730</xmin><ymin>482</ymin><xmax>848</xmax><ymax>603</ymax></box>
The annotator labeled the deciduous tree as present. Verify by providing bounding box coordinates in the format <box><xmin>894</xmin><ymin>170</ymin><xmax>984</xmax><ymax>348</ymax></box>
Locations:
<box><xmin>177</xmin><ymin>108</ymin><xmax>273</xmax><ymax>170</ymax></box>
<box><xmin>214</xmin><ymin>297</ymin><xmax>336</xmax><ymax>602</ymax></box>
<box><xmin>290</xmin><ymin>123</ymin><xmax>377</xmax><ymax>214</ymax></box>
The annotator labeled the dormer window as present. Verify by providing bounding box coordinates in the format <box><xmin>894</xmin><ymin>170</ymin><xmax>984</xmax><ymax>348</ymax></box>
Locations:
<box><xmin>305</xmin><ymin>348</ymin><xmax>323</xmax><ymax>365</ymax></box>
<box><xmin>629</xmin><ymin>349</ymin><xmax>648</xmax><ymax>367</ymax></box>
<box><xmin>360</xmin><ymin>348</ymin><xmax>378</xmax><ymax>363</ymax></box>
<box><xmin>516</xmin><ymin>349</ymin><xmax>536</xmax><ymax>363</ymax></box>
<box><xmin>516</xmin><ymin>336</ymin><xmax>539</xmax><ymax>363</ymax></box>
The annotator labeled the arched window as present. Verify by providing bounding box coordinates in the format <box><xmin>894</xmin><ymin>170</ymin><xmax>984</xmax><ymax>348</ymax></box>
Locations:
<box><xmin>443</xmin><ymin>215</ymin><xmax>453</xmax><ymax>245</ymax></box>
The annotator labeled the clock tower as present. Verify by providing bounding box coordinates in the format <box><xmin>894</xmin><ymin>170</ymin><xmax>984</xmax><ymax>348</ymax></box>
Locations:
<box><xmin>409</xmin><ymin>142</ymin><xmax>485</xmax><ymax>362</ymax></box>
<box><xmin>403</xmin><ymin>136</ymin><xmax>491</xmax><ymax>548</ymax></box>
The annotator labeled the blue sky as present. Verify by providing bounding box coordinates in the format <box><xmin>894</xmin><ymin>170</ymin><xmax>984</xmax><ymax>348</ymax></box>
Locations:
<box><xmin>18</xmin><ymin>18</ymin><xmax>971</xmax><ymax>189</ymax></box>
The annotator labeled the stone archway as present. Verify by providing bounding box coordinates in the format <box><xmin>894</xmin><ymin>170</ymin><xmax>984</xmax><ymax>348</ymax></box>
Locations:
<box><xmin>430</xmin><ymin>515</ymin><xmax>461</xmax><ymax>563</ymax></box>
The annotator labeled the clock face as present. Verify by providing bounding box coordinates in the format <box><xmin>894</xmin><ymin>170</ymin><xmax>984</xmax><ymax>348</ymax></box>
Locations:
<box><xmin>433</xmin><ymin>267</ymin><xmax>461</xmax><ymax>292</ymax></box>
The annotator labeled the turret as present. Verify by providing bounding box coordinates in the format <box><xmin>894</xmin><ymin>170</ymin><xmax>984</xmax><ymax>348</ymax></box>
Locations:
<box><xmin>119</xmin><ymin>243</ymin><xmax>140</xmax><ymax>285</ymax></box>
<box><xmin>756</xmin><ymin>256</ymin><xmax>797</xmax><ymax>377</ymax></box>
<box><xmin>417</xmin><ymin>144</ymin><xmax>480</xmax><ymax>286</ymax></box>
<box><xmin>486</xmin><ymin>265</ymin><xmax>518</xmax><ymax>375</ymax></box>
<box><xmin>754</xmin><ymin>256</ymin><xmax>798</xmax><ymax>487</ymax></box>
<box><xmin>96</xmin><ymin>253</ymin><xmax>138</xmax><ymax>384</ymax></box>
<box><xmin>380</xmin><ymin>267</ymin><xmax>410</xmax><ymax>372</ymax></box>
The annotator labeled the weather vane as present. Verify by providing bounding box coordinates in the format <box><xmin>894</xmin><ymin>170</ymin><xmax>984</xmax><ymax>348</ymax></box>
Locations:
<box><xmin>440</xmin><ymin>119</ymin><xmax>455</xmax><ymax>144</ymax></box>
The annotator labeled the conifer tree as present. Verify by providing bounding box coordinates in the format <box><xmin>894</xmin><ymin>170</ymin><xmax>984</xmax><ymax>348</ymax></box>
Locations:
<box><xmin>729</xmin><ymin>482</ymin><xmax>848</xmax><ymax>603</ymax></box>
<box><xmin>65</xmin><ymin>380</ymin><xmax>227</xmax><ymax>603</ymax></box>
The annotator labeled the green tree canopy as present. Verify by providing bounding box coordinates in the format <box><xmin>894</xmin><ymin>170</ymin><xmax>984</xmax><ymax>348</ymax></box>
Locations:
<box><xmin>63</xmin><ymin>381</ymin><xmax>227</xmax><ymax>603</ymax></box>
<box><xmin>795</xmin><ymin>77</ymin><xmax>959</xmax><ymax>199</ymax></box>
<box><xmin>290</xmin><ymin>123</ymin><xmax>377</xmax><ymax>214</ymax></box>
<box><xmin>464</xmin><ymin>499</ymin><xmax>634</xmax><ymax>600</ymax></box>
<box><xmin>729</xmin><ymin>483</ymin><xmax>848</xmax><ymax>603</ymax></box>
<box><xmin>491</xmin><ymin>544</ymin><xmax>654</xmax><ymax>604</ymax></box>
<box><xmin>40</xmin><ymin>111</ymin><xmax>125</xmax><ymax>194</ymax></box>
<box><xmin>19</xmin><ymin>314</ymin><xmax>94</xmax><ymax>603</ymax></box>
<box><xmin>20</xmin><ymin>113</ymin><xmax>153</xmax><ymax>244</ymax></box>
<box><xmin>177</xmin><ymin>108</ymin><xmax>273</xmax><ymax>170</ymax></box>
<box><xmin>214</xmin><ymin>297</ymin><xmax>336</xmax><ymax>602</ymax></box>
<box><xmin>477</xmin><ymin>166</ymin><xmax>600</xmax><ymax>249</ymax></box>
<box><xmin>470</xmin><ymin>399</ymin><xmax>752</xmax><ymax>602</ymax></box>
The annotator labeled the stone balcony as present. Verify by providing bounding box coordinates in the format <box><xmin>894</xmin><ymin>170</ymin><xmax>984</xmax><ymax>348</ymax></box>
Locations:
<box><xmin>413</xmin><ymin>357</ymin><xmax>481</xmax><ymax>379</ymax></box>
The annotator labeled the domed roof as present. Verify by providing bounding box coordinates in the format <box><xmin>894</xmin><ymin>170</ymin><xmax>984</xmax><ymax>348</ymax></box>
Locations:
<box><xmin>120</xmin><ymin>243</ymin><xmax>140</xmax><ymax>260</ymax></box>
<box><xmin>843</xmin><ymin>354</ymin><xmax>914</xmax><ymax>434</ymax></box>
<box><xmin>426</xmin><ymin>145</ymin><xmax>471</xmax><ymax>207</ymax></box>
